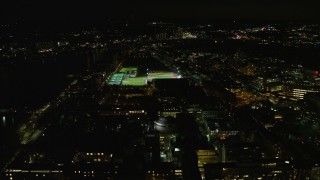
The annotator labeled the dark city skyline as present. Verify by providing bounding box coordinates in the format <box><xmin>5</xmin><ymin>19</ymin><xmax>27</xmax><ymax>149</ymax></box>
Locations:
<box><xmin>1</xmin><ymin>0</ymin><xmax>320</xmax><ymax>23</ymax></box>
<box><xmin>1</xmin><ymin>1</ymin><xmax>320</xmax><ymax>179</ymax></box>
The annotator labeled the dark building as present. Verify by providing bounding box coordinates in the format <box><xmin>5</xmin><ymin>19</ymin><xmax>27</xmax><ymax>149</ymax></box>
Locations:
<box><xmin>304</xmin><ymin>92</ymin><xmax>320</xmax><ymax>113</ymax></box>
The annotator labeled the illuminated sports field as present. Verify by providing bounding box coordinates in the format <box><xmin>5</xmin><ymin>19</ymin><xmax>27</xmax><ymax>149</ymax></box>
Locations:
<box><xmin>147</xmin><ymin>72</ymin><xmax>178</xmax><ymax>82</ymax></box>
<box><xmin>121</xmin><ymin>76</ymin><xmax>147</xmax><ymax>86</ymax></box>
<box><xmin>119</xmin><ymin>67</ymin><xmax>138</xmax><ymax>73</ymax></box>
<box><xmin>107</xmin><ymin>73</ymin><xmax>124</xmax><ymax>85</ymax></box>
<box><xmin>108</xmin><ymin>68</ymin><xmax>179</xmax><ymax>86</ymax></box>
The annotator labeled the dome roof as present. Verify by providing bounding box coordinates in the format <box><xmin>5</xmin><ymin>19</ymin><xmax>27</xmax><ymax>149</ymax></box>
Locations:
<box><xmin>155</xmin><ymin>116</ymin><xmax>176</xmax><ymax>125</ymax></box>
<box><xmin>154</xmin><ymin>116</ymin><xmax>178</xmax><ymax>133</ymax></box>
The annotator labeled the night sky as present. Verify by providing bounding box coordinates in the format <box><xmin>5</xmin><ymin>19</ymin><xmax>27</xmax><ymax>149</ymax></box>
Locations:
<box><xmin>1</xmin><ymin>0</ymin><xmax>320</xmax><ymax>23</ymax></box>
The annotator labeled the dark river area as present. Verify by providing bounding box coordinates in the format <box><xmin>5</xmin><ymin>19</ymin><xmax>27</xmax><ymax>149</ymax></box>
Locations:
<box><xmin>0</xmin><ymin>49</ymin><xmax>109</xmax><ymax>168</ymax></box>
<box><xmin>0</xmin><ymin>49</ymin><xmax>108</xmax><ymax>109</ymax></box>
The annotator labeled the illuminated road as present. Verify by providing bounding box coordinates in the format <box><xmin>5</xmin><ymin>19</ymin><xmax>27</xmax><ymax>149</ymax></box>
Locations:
<box><xmin>0</xmin><ymin>77</ymin><xmax>86</xmax><ymax>176</ymax></box>
<box><xmin>17</xmin><ymin>78</ymin><xmax>82</xmax><ymax>145</ymax></box>
<box><xmin>0</xmin><ymin>78</ymin><xmax>75</xmax><ymax>175</ymax></box>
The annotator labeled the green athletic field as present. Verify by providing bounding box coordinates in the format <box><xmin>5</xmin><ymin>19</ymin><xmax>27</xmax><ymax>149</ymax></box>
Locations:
<box><xmin>107</xmin><ymin>73</ymin><xmax>124</xmax><ymax>85</ymax></box>
<box><xmin>119</xmin><ymin>67</ymin><xmax>138</xmax><ymax>73</ymax></box>
<box><xmin>121</xmin><ymin>76</ymin><xmax>147</xmax><ymax>86</ymax></box>
<box><xmin>147</xmin><ymin>72</ymin><xmax>178</xmax><ymax>81</ymax></box>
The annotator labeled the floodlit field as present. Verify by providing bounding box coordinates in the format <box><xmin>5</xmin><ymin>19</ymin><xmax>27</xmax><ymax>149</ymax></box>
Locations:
<box><xmin>119</xmin><ymin>67</ymin><xmax>138</xmax><ymax>73</ymax></box>
<box><xmin>147</xmin><ymin>72</ymin><xmax>178</xmax><ymax>81</ymax></box>
<box><xmin>108</xmin><ymin>73</ymin><xmax>124</xmax><ymax>85</ymax></box>
<box><xmin>122</xmin><ymin>76</ymin><xmax>147</xmax><ymax>86</ymax></box>
<box><xmin>108</xmin><ymin>69</ymin><xmax>178</xmax><ymax>86</ymax></box>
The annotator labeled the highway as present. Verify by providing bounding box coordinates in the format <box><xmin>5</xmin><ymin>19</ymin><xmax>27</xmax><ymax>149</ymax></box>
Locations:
<box><xmin>0</xmin><ymin>77</ymin><xmax>83</xmax><ymax>175</ymax></box>
<box><xmin>17</xmin><ymin>78</ymin><xmax>80</xmax><ymax>145</ymax></box>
